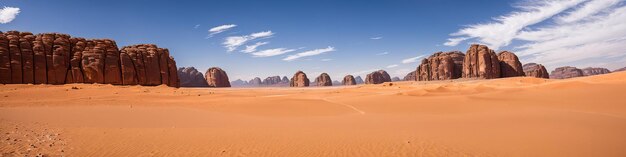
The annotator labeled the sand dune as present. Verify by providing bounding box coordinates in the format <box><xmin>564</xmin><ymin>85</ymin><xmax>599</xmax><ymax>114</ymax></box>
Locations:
<box><xmin>2</xmin><ymin>72</ymin><xmax>626</xmax><ymax>156</ymax></box>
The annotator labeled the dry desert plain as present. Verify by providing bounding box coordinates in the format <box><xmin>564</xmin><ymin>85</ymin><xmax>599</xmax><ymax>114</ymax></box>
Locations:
<box><xmin>1</xmin><ymin>71</ymin><xmax>626</xmax><ymax>157</ymax></box>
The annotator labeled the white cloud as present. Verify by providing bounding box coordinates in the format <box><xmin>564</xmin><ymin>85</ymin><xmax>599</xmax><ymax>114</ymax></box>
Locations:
<box><xmin>393</xmin><ymin>68</ymin><xmax>413</xmax><ymax>77</ymax></box>
<box><xmin>386</xmin><ymin>64</ymin><xmax>399</xmax><ymax>68</ymax></box>
<box><xmin>209</xmin><ymin>24</ymin><xmax>237</xmax><ymax>36</ymax></box>
<box><xmin>223</xmin><ymin>31</ymin><xmax>274</xmax><ymax>52</ymax></box>
<box><xmin>376</xmin><ymin>52</ymin><xmax>389</xmax><ymax>55</ymax></box>
<box><xmin>194</xmin><ymin>24</ymin><xmax>200</xmax><ymax>29</ymax></box>
<box><xmin>556</xmin><ymin>0</ymin><xmax>621</xmax><ymax>23</ymax></box>
<box><xmin>283</xmin><ymin>46</ymin><xmax>336</xmax><ymax>61</ymax></box>
<box><xmin>370</xmin><ymin>36</ymin><xmax>383</xmax><ymax>40</ymax></box>
<box><xmin>251</xmin><ymin>48</ymin><xmax>295</xmax><ymax>57</ymax></box>
<box><xmin>445</xmin><ymin>0</ymin><xmax>585</xmax><ymax>49</ymax></box>
<box><xmin>241</xmin><ymin>42</ymin><xmax>269</xmax><ymax>53</ymax></box>
<box><xmin>353</xmin><ymin>68</ymin><xmax>379</xmax><ymax>75</ymax></box>
<box><xmin>443</xmin><ymin>37</ymin><xmax>470</xmax><ymax>46</ymax></box>
<box><xmin>0</xmin><ymin>7</ymin><xmax>20</xmax><ymax>24</ymax></box>
<box><xmin>321</xmin><ymin>58</ymin><xmax>333</xmax><ymax>61</ymax></box>
<box><xmin>401</xmin><ymin>55</ymin><xmax>425</xmax><ymax>64</ymax></box>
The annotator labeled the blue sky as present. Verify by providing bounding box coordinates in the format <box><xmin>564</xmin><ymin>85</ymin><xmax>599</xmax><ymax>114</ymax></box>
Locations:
<box><xmin>2</xmin><ymin>0</ymin><xmax>625</xmax><ymax>81</ymax></box>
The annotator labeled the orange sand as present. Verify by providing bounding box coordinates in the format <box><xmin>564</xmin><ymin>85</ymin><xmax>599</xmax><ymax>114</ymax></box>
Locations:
<box><xmin>1</xmin><ymin>72</ymin><xmax>626</xmax><ymax>156</ymax></box>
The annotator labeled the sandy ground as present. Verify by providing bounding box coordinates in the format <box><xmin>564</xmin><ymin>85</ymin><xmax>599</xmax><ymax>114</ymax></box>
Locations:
<box><xmin>1</xmin><ymin>72</ymin><xmax>626</xmax><ymax>157</ymax></box>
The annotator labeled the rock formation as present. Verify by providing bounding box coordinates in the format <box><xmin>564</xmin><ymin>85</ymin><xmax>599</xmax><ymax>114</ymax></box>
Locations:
<box><xmin>614</xmin><ymin>67</ymin><xmax>626</xmax><ymax>72</ymax></box>
<box><xmin>522</xmin><ymin>63</ymin><xmax>549</xmax><ymax>79</ymax></box>
<box><xmin>289</xmin><ymin>71</ymin><xmax>309</xmax><ymax>87</ymax></box>
<box><xmin>355</xmin><ymin>76</ymin><xmax>364</xmax><ymax>84</ymax></box>
<box><xmin>550</xmin><ymin>66</ymin><xmax>584</xmax><ymax>79</ymax></box>
<box><xmin>365</xmin><ymin>70</ymin><xmax>391</xmax><ymax>84</ymax></box>
<box><xmin>263</xmin><ymin>76</ymin><xmax>283</xmax><ymax>85</ymax></box>
<box><xmin>281</xmin><ymin>76</ymin><xmax>289</xmax><ymax>83</ymax></box>
<box><xmin>332</xmin><ymin>80</ymin><xmax>341</xmax><ymax>86</ymax></box>
<box><xmin>391</xmin><ymin>77</ymin><xmax>401</xmax><ymax>81</ymax></box>
<box><xmin>230</xmin><ymin>79</ymin><xmax>248</xmax><ymax>87</ymax></box>
<box><xmin>315</xmin><ymin>73</ymin><xmax>332</xmax><ymax>86</ymax></box>
<box><xmin>582</xmin><ymin>67</ymin><xmax>611</xmax><ymax>76</ymax></box>
<box><xmin>497</xmin><ymin>51</ymin><xmax>524</xmax><ymax>77</ymax></box>
<box><xmin>204</xmin><ymin>67</ymin><xmax>231</xmax><ymax>87</ymax></box>
<box><xmin>417</xmin><ymin>51</ymin><xmax>465</xmax><ymax>81</ymax></box>
<box><xmin>403</xmin><ymin>71</ymin><xmax>416</xmax><ymax>81</ymax></box>
<box><xmin>249</xmin><ymin>77</ymin><xmax>262</xmax><ymax>86</ymax></box>
<box><xmin>342</xmin><ymin>75</ymin><xmax>356</xmax><ymax>85</ymax></box>
<box><xmin>0</xmin><ymin>31</ymin><xmax>179</xmax><ymax>87</ymax></box>
<box><xmin>177</xmin><ymin>67</ymin><xmax>208</xmax><ymax>87</ymax></box>
<box><xmin>462</xmin><ymin>44</ymin><xmax>501</xmax><ymax>79</ymax></box>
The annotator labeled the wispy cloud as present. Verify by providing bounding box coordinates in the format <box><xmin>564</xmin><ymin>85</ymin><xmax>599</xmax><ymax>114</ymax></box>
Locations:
<box><xmin>556</xmin><ymin>0</ymin><xmax>621</xmax><ymax>23</ymax></box>
<box><xmin>321</xmin><ymin>58</ymin><xmax>333</xmax><ymax>61</ymax></box>
<box><xmin>283</xmin><ymin>46</ymin><xmax>336</xmax><ymax>61</ymax></box>
<box><xmin>223</xmin><ymin>31</ymin><xmax>274</xmax><ymax>52</ymax></box>
<box><xmin>376</xmin><ymin>52</ymin><xmax>389</xmax><ymax>55</ymax></box>
<box><xmin>401</xmin><ymin>55</ymin><xmax>425</xmax><ymax>64</ymax></box>
<box><xmin>241</xmin><ymin>42</ymin><xmax>269</xmax><ymax>53</ymax></box>
<box><xmin>444</xmin><ymin>0</ymin><xmax>585</xmax><ymax>49</ymax></box>
<box><xmin>194</xmin><ymin>24</ymin><xmax>200</xmax><ymax>29</ymax></box>
<box><xmin>0</xmin><ymin>7</ymin><xmax>20</xmax><ymax>24</ymax></box>
<box><xmin>251</xmin><ymin>48</ymin><xmax>295</xmax><ymax>57</ymax></box>
<box><xmin>370</xmin><ymin>36</ymin><xmax>383</xmax><ymax>40</ymax></box>
<box><xmin>386</xmin><ymin>64</ymin><xmax>399</xmax><ymax>68</ymax></box>
<box><xmin>208</xmin><ymin>24</ymin><xmax>237</xmax><ymax>37</ymax></box>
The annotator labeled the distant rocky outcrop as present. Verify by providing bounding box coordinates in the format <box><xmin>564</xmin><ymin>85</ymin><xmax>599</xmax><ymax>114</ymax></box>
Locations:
<box><xmin>281</xmin><ymin>76</ymin><xmax>289</xmax><ymax>83</ymax></box>
<box><xmin>550</xmin><ymin>66</ymin><xmax>584</xmax><ymax>79</ymax></box>
<box><xmin>498</xmin><ymin>51</ymin><xmax>524</xmax><ymax>77</ymax></box>
<box><xmin>522</xmin><ymin>63</ymin><xmax>549</xmax><ymax>79</ymax></box>
<box><xmin>417</xmin><ymin>51</ymin><xmax>465</xmax><ymax>81</ymax></box>
<box><xmin>230</xmin><ymin>79</ymin><xmax>248</xmax><ymax>87</ymax></box>
<box><xmin>248</xmin><ymin>77</ymin><xmax>262</xmax><ymax>86</ymax></box>
<box><xmin>177</xmin><ymin>67</ymin><xmax>208</xmax><ymax>87</ymax></box>
<box><xmin>289</xmin><ymin>71</ymin><xmax>310</xmax><ymax>87</ymax></box>
<box><xmin>332</xmin><ymin>80</ymin><xmax>342</xmax><ymax>86</ymax></box>
<box><xmin>342</xmin><ymin>75</ymin><xmax>356</xmax><ymax>85</ymax></box>
<box><xmin>263</xmin><ymin>76</ymin><xmax>282</xmax><ymax>85</ymax></box>
<box><xmin>365</xmin><ymin>70</ymin><xmax>391</xmax><ymax>84</ymax></box>
<box><xmin>403</xmin><ymin>71</ymin><xmax>416</xmax><ymax>81</ymax></box>
<box><xmin>462</xmin><ymin>44</ymin><xmax>501</xmax><ymax>79</ymax></box>
<box><xmin>355</xmin><ymin>76</ymin><xmax>364</xmax><ymax>84</ymax></box>
<box><xmin>0</xmin><ymin>31</ymin><xmax>179</xmax><ymax>87</ymax></box>
<box><xmin>614</xmin><ymin>67</ymin><xmax>626</xmax><ymax>72</ymax></box>
<box><xmin>315</xmin><ymin>73</ymin><xmax>332</xmax><ymax>86</ymax></box>
<box><xmin>582</xmin><ymin>67</ymin><xmax>611</xmax><ymax>76</ymax></box>
<box><xmin>204</xmin><ymin>67</ymin><xmax>230</xmax><ymax>87</ymax></box>
<box><xmin>391</xmin><ymin>77</ymin><xmax>401</xmax><ymax>82</ymax></box>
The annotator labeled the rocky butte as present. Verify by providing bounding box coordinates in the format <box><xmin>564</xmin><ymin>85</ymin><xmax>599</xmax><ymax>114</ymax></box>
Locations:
<box><xmin>0</xmin><ymin>31</ymin><xmax>179</xmax><ymax>87</ymax></box>
<box><xmin>177</xmin><ymin>67</ymin><xmax>208</xmax><ymax>87</ymax></box>
<box><xmin>550</xmin><ymin>66</ymin><xmax>584</xmax><ymax>79</ymax></box>
<box><xmin>315</xmin><ymin>73</ymin><xmax>332</xmax><ymax>86</ymax></box>
<box><xmin>289</xmin><ymin>71</ymin><xmax>309</xmax><ymax>87</ymax></box>
<box><xmin>416</xmin><ymin>51</ymin><xmax>465</xmax><ymax>81</ymax></box>
<box><xmin>204</xmin><ymin>67</ymin><xmax>231</xmax><ymax>87</ymax></box>
<box><xmin>522</xmin><ymin>63</ymin><xmax>549</xmax><ymax>79</ymax></box>
<box><xmin>365</xmin><ymin>70</ymin><xmax>391</xmax><ymax>84</ymax></box>
<box><xmin>342</xmin><ymin>75</ymin><xmax>356</xmax><ymax>85</ymax></box>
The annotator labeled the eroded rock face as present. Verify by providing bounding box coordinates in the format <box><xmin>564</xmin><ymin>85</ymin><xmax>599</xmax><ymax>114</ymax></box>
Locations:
<box><xmin>582</xmin><ymin>67</ymin><xmax>611</xmax><ymax>76</ymax></box>
<box><xmin>204</xmin><ymin>67</ymin><xmax>231</xmax><ymax>87</ymax></box>
<box><xmin>365</xmin><ymin>70</ymin><xmax>391</xmax><ymax>84</ymax></box>
<box><xmin>462</xmin><ymin>44</ymin><xmax>501</xmax><ymax>79</ymax></box>
<box><xmin>355</xmin><ymin>76</ymin><xmax>364</xmax><ymax>84</ymax></box>
<box><xmin>263</xmin><ymin>76</ymin><xmax>283</xmax><ymax>85</ymax></box>
<box><xmin>315</xmin><ymin>73</ymin><xmax>332</xmax><ymax>86</ymax></box>
<box><xmin>281</xmin><ymin>76</ymin><xmax>289</xmax><ymax>83</ymax></box>
<box><xmin>403</xmin><ymin>71</ymin><xmax>416</xmax><ymax>81</ymax></box>
<box><xmin>289</xmin><ymin>71</ymin><xmax>310</xmax><ymax>87</ymax></box>
<box><xmin>417</xmin><ymin>51</ymin><xmax>465</xmax><ymax>81</ymax></box>
<box><xmin>498</xmin><ymin>51</ymin><xmax>524</xmax><ymax>77</ymax></box>
<box><xmin>522</xmin><ymin>63</ymin><xmax>549</xmax><ymax>79</ymax></box>
<box><xmin>0</xmin><ymin>31</ymin><xmax>179</xmax><ymax>87</ymax></box>
<box><xmin>342</xmin><ymin>75</ymin><xmax>356</xmax><ymax>85</ymax></box>
<box><xmin>550</xmin><ymin>66</ymin><xmax>584</xmax><ymax>79</ymax></box>
<box><xmin>177</xmin><ymin>67</ymin><xmax>208</xmax><ymax>87</ymax></box>
<box><xmin>249</xmin><ymin>77</ymin><xmax>262</xmax><ymax>86</ymax></box>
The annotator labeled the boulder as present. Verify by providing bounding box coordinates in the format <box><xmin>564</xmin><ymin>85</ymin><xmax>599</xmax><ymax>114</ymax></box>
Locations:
<box><xmin>550</xmin><ymin>66</ymin><xmax>584</xmax><ymax>79</ymax></box>
<box><xmin>289</xmin><ymin>71</ymin><xmax>310</xmax><ymax>87</ymax></box>
<box><xmin>462</xmin><ymin>44</ymin><xmax>501</xmax><ymax>79</ymax></box>
<box><xmin>315</xmin><ymin>73</ymin><xmax>332</xmax><ymax>86</ymax></box>
<box><xmin>403</xmin><ymin>71</ymin><xmax>416</xmax><ymax>81</ymax></box>
<box><xmin>497</xmin><ymin>51</ymin><xmax>524</xmax><ymax>77</ymax></box>
<box><xmin>417</xmin><ymin>51</ymin><xmax>465</xmax><ymax>81</ymax></box>
<box><xmin>522</xmin><ymin>63</ymin><xmax>549</xmax><ymax>79</ymax></box>
<box><xmin>365</xmin><ymin>70</ymin><xmax>391</xmax><ymax>84</ymax></box>
<box><xmin>177</xmin><ymin>67</ymin><xmax>208</xmax><ymax>87</ymax></box>
<box><xmin>582</xmin><ymin>67</ymin><xmax>611</xmax><ymax>76</ymax></box>
<box><xmin>205</xmin><ymin>67</ymin><xmax>231</xmax><ymax>87</ymax></box>
<box><xmin>342</xmin><ymin>75</ymin><xmax>356</xmax><ymax>85</ymax></box>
